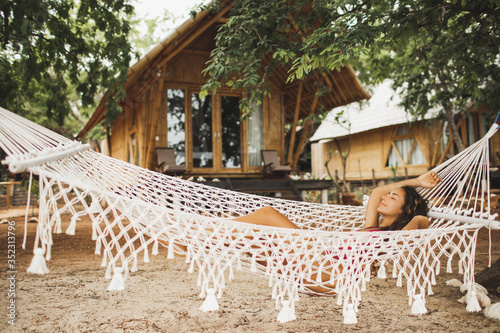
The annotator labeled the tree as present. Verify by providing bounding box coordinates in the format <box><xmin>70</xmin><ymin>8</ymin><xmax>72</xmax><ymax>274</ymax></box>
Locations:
<box><xmin>0</xmin><ymin>0</ymin><xmax>135</xmax><ymax>128</ymax></box>
<box><xmin>200</xmin><ymin>0</ymin><xmax>500</xmax><ymax>150</ymax></box>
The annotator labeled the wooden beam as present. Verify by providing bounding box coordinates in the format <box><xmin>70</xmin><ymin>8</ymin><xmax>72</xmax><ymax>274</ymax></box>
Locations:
<box><xmin>284</xmin><ymin>91</ymin><xmax>317</xmax><ymax>108</ymax></box>
<box><xmin>437</xmin><ymin>130</ymin><xmax>454</xmax><ymax>166</ymax></box>
<box><xmin>405</xmin><ymin>139</ymin><xmax>416</xmax><ymax>165</ymax></box>
<box><xmin>182</xmin><ymin>49</ymin><xmax>212</xmax><ymax>56</ymax></box>
<box><xmin>391</xmin><ymin>141</ymin><xmax>406</xmax><ymax>167</ymax></box>
<box><xmin>144</xmin><ymin>77</ymin><xmax>165</xmax><ymax>169</ymax></box>
<box><xmin>328</xmin><ymin>71</ymin><xmax>348</xmax><ymax>103</ymax></box>
<box><xmin>156</xmin><ymin>6</ymin><xmax>232</xmax><ymax>69</ymax></box>
<box><xmin>287</xmin><ymin>82</ymin><xmax>303</xmax><ymax>163</ymax></box>
<box><xmin>291</xmin><ymin>92</ymin><xmax>319</xmax><ymax>170</ymax></box>
<box><xmin>431</xmin><ymin>125</ymin><xmax>444</xmax><ymax>167</ymax></box>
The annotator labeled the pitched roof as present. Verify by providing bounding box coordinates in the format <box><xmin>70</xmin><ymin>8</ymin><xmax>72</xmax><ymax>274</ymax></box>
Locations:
<box><xmin>77</xmin><ymin>3</ymin><xmax>370</xmax><ymax>139</ymax></box>
<box><xmin>309</xmin><ymin>80</ymin><xmax>439</xmax><ymax>142</ymax></box>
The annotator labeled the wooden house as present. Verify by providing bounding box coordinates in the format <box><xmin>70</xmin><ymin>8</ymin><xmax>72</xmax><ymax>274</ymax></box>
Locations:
<box><xmin>309</xmin><ymin>80</ymin><xmax>498</xmax><ymax>184</ymax></box>
<box><xmin>77</xmin><ymin>3</ymin><xmax>369</xmax><ymax>180</ymax></box>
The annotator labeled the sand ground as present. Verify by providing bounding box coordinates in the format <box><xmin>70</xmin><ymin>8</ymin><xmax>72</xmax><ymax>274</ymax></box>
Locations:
<box><xmin>0</xmin><ymin>212</ymin><xmax>499</xmax><ymax>333</ymax></box>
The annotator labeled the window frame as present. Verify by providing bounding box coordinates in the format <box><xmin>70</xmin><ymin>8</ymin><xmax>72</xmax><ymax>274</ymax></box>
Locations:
<box><xmin>384</xmin><ymin>125</ymin><xmax>427</xmax><ymax>169</ymax></box>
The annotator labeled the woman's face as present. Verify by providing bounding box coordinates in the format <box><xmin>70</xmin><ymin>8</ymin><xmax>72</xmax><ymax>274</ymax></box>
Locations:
<box><xmin>377</xmin><ymin>187</ymin><xmax>405</xmax><ymax>218</ymax></box>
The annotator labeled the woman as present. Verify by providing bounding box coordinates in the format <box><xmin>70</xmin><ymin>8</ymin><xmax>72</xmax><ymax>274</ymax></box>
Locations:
<box><xmin>232</xmin><ymin>171</ymin><xmax>442</xmax><ymax>293</ymax></box>
<box><xmin>234</xmin><ymin>171</ymin><xmax>442</xmax><ymax>231</ymax></box>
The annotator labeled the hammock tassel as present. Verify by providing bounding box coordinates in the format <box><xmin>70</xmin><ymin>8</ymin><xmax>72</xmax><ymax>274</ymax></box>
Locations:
<box><xmin>250</xmin><ymin>253</ymin><xmax>258</xmax><ymax>272</ymax></box>
<box><xmin>131</xmin><ymin>254</ymin><xmax>138</xmax><ymax>272</ymax></box>
<box><xmin>152</xmin><ymin>238</ymin><xmax>159</xmax><ymax>256</ymax></box>
<box><xmin>411</xmin><ymin>294</ymin><xmax>427</xmax><ymax>315</ymax></box>
<box><xmin>53</xmin><ymin>212</ymin><xmax>62</xmax><ymax>234</ymax></box>
<box><xmin>268</xmin><ymin>270</ymin><xmax>274</xmax><ymax>287</ymax></box>
<box><xmin>446</xmin><ymin>258</ymin><xmax>453</xmax><ymax>273</ymax></box>
<box><xmin>188</xmin><ymin>258</ymin><xmax>195</xmax><ymax>273</ymax></box>
<box><xmin>167</xmin><ymin>239</ymin><xmax>175</xmax><ymax>259</ymax></box>
<box><xmin>107</xmin><ymin>267</ymin><xmax>125</xmax><ymax>291</ymax></box>
<box><xmin>101</xmin><ymin>249</ymin><xmax>108</xmax><ymax>267</ymax></box>
<box><xmin>91</xmin><ymin>222</ymin><xmax>98</xmax><ymax>240</ymax></box>
<box><xmin>396</xmin><ymin>272</ymin><xmax>403</xmax><ymax>287</ymax></box>
<box><xmin>336</xmin><ymin>289</ymin><xmax>343</xmax><ymax>306</ymax></box>
<box><xmin>427</xmin><ymin>283</ymin><xmax>434</xmax><ymax>296</ymax></box>
<box><xmin>277</xmin><ymin>300</ymin><xmax>296</xmax><ymax>323</ymax></box>
<box><xmin>143</xmin><ymin>246</ymin><xmax>149</xmax><ymax>263</ymax></box>
<box><xmin>66</xmin><ymin>216</ymin><xmax>78</xmax><ymax>235</ymax></box>
<box><xmin>95</xmin><ymin>237</ymin><xmax>101</xmax><ymax>255</ymax></box>
<box><xmin>26</xmin><ymin>248</ymin><xmax>50</xmax><ymax>274</ymax></box>
<box><xmin>361</xmin><ymin>276</ymin><xmax>367</xmax><ymax>292</ymax></box>
<box><xmin>199</xmin><ymin>288</ymin><xmax>219</xmax><ymax>312</ymax></box>
<box><xmin>377</xmin><ymin>261</ymin><xmax>387</xmax><ymax>279</ymax></box>
<box><xmin>392</xmin><ymin>262</ymin><xmax>398</xmax><ymax>278</ymax></box>
<box><xmin>272</xmin><ymin>282</ymin><xmax>279</xmax><ymax>300</ymax></box>
<box><xmin>105</xmin><ymin>263</ymin><xmax>113</xmax><ymax>279</ymax></box>
<box><xmin>343</xmin><ymin>304</ymin><xmax>357</xmax><ymax>324</ymax></box>
<box><xmin>466</xmin><ymin>290</ymin><xmax>482</xmax><ymax>312</ymax></box>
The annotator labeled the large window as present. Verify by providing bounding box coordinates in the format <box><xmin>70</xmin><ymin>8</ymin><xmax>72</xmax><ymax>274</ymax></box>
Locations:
<box><xmin>386</xmin><ymin>125</ymin><xmax>425</xmax><ymax>167</ymax></box>
<box><xmin>191</xmin><ymin>93</ymin><xmax>213</xmax><ymax>168</ymax></box>
<box><xmin>248</xmin><ymin>102</ymin><xmax>264</xmax><ymax>167</ymax></box>
<box><xmin>167</xmin><ymin>89</ymin><xmax>186</xmax><ymax>165</ymax></box>
<box><xmin>220</xmin><ymin>95</ymin><xmax>241</xmax><ymax>168</ymax></box>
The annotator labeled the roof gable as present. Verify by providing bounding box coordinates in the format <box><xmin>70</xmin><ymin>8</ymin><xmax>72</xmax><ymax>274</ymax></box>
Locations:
<box><xmin>78</xmin><ymin>3</ymin><xmax>370</xmax><ymax>139</ymax></box>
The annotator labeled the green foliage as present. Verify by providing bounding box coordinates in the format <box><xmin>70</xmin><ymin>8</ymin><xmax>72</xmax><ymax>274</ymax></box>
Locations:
<box><xmin>128</xmin><ymin>6</ymin><xmax>181</xmax><ymax>57</ymax></box>
<box><xmin>0</xmin><ymin>0</ymin><xmax>135</xmax><ymax>131</ymax></box>
<box><xmin>202</xmin><ymin>0</ymin><xmax>500</xmax><ymax>120</ymax></box>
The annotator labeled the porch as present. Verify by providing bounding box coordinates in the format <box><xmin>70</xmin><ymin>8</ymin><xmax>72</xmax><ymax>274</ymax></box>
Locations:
<box><xmin>199</xmin><ymin>178</ymin><xmax>333</xmax><ymax>203</ymax></box>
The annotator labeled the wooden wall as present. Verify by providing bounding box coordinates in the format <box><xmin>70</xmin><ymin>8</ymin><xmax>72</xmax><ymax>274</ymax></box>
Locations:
<box><xmin>106</xmin><ymin>25</ymin><xmax>288</xmax><ymax>176</ymax></box>
<box><xmin>312</xmin><ymin>120</ymin><xmax>442</xmax><ymax>181</ymax></box>
<box><xmin>264</xmin><ymin>92</ymin><xmax>285</xmax><ymax>157</ymax></box>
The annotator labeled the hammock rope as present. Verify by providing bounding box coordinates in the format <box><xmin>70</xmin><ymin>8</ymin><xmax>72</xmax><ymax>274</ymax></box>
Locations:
<box><xmin>0</xmin><ymin>106</ymin><xmax>498</xmax><ymax>324</ymax></box>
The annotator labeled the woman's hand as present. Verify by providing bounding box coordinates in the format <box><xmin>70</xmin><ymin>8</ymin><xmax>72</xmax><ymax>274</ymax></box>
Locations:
<box><xmin>417</xmin><ymin>171</ymin><xmax>442</xmax><ymax>188</ymax></box>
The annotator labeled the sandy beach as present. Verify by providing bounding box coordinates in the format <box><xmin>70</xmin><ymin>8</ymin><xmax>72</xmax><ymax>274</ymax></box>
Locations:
<box><xmin>0</xmin><ymin>212</ymin><xmax>499</xmax><ymax>333</ymax></box>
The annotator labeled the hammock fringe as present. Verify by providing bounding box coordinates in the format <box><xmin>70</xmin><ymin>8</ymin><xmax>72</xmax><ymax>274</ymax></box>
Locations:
<box><xmin>0</xmin><ymin>106</ymin><xmax>498</xmax><ymax>324</ymax></box>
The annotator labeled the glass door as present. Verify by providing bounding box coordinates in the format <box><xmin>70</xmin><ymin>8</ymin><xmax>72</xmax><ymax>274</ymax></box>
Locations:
<box><xmin>189</xmin><ymin>92</ymin><xmax>242</xmax><ymax>173</ymax></box>
<box><xmin>191</xmin><ymin>93</ymin><xmax>213</xmax><ymax>169</ymax></box>
<box><xmin>220</xmin><ymin>95</ymin><xmax>241</xmax><ymax>170</ymax></box>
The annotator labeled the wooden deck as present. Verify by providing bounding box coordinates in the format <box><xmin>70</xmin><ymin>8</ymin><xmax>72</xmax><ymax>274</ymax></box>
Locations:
<box><xmin>200</xmin><ymin>178</ymin><xmax>333</xmax><ymax>202</ymax></box>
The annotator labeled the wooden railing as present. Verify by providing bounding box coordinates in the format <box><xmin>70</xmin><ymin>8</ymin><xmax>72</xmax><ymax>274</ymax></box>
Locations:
<box><xmin>0</xmin><ymin>181</ymin><xmax>21</xmax><ymax>209</ymax></box>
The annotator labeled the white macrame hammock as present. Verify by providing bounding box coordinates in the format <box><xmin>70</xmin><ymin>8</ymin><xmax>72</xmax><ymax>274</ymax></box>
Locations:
<box><xmin>0</xmin><ymin>106</ymin><xmax>498</xmax><ymax>324</ymax></box>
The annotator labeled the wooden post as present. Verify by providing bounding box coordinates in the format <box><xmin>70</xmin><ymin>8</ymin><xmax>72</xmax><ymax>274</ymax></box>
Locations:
<box><xmin>6</xmin><ymin>183</ymin><xmax>12</xmax><ymax>209</ymax></box>
<box><xmin>431</xmin><ymin>127</ymin><xmax>444</xmax><ymax>167</ymax></box>
<box><xmin>287</xmin><ymin>82</ymin><xmax>303</xmax><ymax>164</ymax></box>
<box><xmin>144</xmin><ymin>72</ymin><xmax>165</xmax><ymax>169</ymax></box>
<box><xmin>291</xmin><ymin>92</ymin><xmax>319</xmax><ymax>170</ymax></box>
<box><xmin>437</xmin><ymin>130</ymin><xmax>454</xmax><ymax>165</ymax></box>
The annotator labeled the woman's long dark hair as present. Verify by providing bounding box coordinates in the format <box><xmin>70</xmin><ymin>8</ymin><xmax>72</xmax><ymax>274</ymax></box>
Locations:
<box><xmin>381</xmin><ymin>186</ymin><xmax>429</xmax><ymax>231</ymax></box>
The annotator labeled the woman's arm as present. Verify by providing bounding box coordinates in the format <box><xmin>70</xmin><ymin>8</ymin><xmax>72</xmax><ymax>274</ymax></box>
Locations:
<box><xmin>402</xmin><ymin>215</ymin><xmax>430</xmax><ymax>230</ymax></box>
<box><xmin>364</xmin><ymin>171</ymin><xmax>441</xmax><ymax>229</ymax></box>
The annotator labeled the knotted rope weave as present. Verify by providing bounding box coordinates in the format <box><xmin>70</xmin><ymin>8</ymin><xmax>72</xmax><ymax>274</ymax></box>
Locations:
<box><xmin>0</xmin><ymin>106</ymin><xmax>498</xmax><ymax>323</ymax></box>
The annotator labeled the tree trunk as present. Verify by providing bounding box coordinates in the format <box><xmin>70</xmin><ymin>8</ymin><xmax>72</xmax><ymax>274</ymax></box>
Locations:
<box><xmin>442</xmin><ymin>102</ymin><xmax>466</xmax><ymax>152</ymax></box>
<box><xmin>334</xmin><ymin>138</ymin><xmax>350</xmax><ymax>193</ymax></box>
<box><xmin>475</xmin><ymin>257</ymin><xmax>500</xmax><ymax>290</ymax></box>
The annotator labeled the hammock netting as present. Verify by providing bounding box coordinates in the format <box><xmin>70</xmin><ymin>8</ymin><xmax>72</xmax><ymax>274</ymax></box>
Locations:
<box><xmin>0</xmin><ymin>106</ymin><xmax>498</xmax><ymax>324</ymax></box>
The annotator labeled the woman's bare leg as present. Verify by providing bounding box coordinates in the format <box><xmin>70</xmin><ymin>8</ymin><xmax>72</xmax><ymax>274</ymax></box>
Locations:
<box><xmin>233</xmin><ymin>206</ymin><xmax>299</xmax><ymax>229</ymax></box>
<box><xmin>235</xmin><ymin>207</ymin><xmax>338</xmax><ymax>294</ymax></box>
